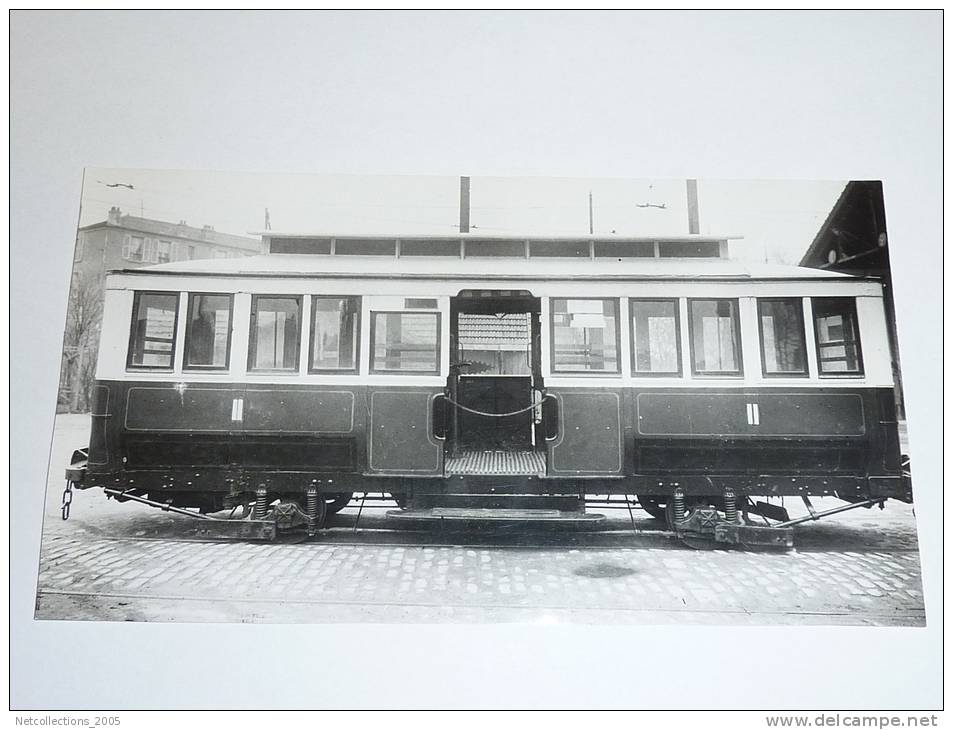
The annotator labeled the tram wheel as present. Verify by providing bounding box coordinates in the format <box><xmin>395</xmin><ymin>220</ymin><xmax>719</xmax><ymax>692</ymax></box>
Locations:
<box><xmin>325</xmin><ymin>492</ymin><xmax>354</xmax><ymax>514</ymax></box>
<box><xmin>636</xmin><ymin>494</ymin><xmax>667</xmax><ymax>521</ymax></box>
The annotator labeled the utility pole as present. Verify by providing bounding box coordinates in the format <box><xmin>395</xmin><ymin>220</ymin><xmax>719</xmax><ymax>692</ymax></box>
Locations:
<box><xmin>68</xmin><ymin>168</ymin><xmax>87</xmax><ymax>413</ymax></box>
<box><xmin>459</xmin><ymin>176</ymin><xmax>470</xmax><ymax>233</ymax></box>
<box><xmin>588</xmin><ymin>191</ymin><xmax>594</xmax><ymax>234</ymax></box>
<box><xmin>686</xmin><ymin>179</ymin><xmax>700</xmax><ymax>234</ymax></box>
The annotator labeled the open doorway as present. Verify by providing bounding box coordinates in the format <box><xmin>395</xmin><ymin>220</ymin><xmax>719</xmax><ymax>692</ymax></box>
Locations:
<box><xmin>446</xmin><ymin>291</ymin><xmax>545</xmax><ymax>475</ymax></box>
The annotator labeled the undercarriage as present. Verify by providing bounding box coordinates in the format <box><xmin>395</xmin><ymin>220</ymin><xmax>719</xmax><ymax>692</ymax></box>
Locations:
<box><xmin>64</xmin><ymin>445</ymin><xmax>910</xmax><ymax>550</ymax></box>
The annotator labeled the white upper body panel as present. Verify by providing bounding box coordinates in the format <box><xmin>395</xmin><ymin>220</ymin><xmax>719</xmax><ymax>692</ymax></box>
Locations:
<box><xmin>96</xmin><ymin>248</ymin><xmax>891</xmax><ymax>388</ymax></box>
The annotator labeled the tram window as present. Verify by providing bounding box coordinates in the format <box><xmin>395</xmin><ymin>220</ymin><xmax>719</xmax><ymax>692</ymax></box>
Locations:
<box><xmin>658</xmin><ymin>241</ymin><xmax>720</xmax><ymax>258</ymax></box>
<box><xmin>529</xmin><ymin>240</ymin><xmax>591</xmax><ymax>258</ymax></box>
<box><xmin>127</xmin><ymin>292</ymin><xmax>179</xmax><ymax>369</ymax></box>
<box><xmin>630</xmin><ymin>299</ymin><xmax>680</xmax><ymax>374</ymax></box>
<box><xmin>400</xmin><ymin>239</ymin><xmax>461</xmax><ymax>257</ymax></box>
<box><xmin>335</xmin><ymin>238</ymin><xmax>396</xmax><ymax>256</ymax></box>
<box><xmin>593</xmin><ymin>241</ymin><xmax>655</xmax><ymax>258</ymax></box>
<box><xmin>464</xmin><ymin>240</ymin><xmax>527</xmax><ymax>258</ymax></box>
<box><xmin>310</xmin><ymin>297</ymin><xmax>360</xmax><ymax>372</ymax></box>
<box><xmin>370</xmin><ymin>312</ymin><xmax>440</xmax><ymax>374</ymax></box>
<box><xmin>405</xmin><ymin>298</ymin><xmax>438</xmax><ymax>309</ymax></box>
<box><xmin>689</xmin><ymin>299</ymin><xmax>742</xmax><ymax>376</ymax></box>
<box><xmin>184</xmin><ymin>294</ymin><xmax>232</xmax><ymax>370</ymax></box>
<box><xmin>758</xmin><ymin>298</ymin><xmax>807</xmax><ymax>376</ymax></box>
<box><xmin>248</xmin><ymin>296</ymin><xmax>302</xmax><ymax>372</ymax></box>
<box><xmin>812</xmin><ymin>297</ymin><xmax>864</xmax><ymax>375</ymax></box>
<box><xmin>551</xmin><ymin>298</ymin><xmax>620</xmax><ymax>373</ymax></box>
<box><xmin>270</xmin><ymin>238</ymin><xmax>332</xmax><ymax>255</ymax></box>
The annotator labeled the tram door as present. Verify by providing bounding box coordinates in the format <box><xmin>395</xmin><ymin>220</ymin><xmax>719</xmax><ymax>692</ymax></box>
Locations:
<box><xmin>448</xmin><ymin>291</ymin><xmax>543</xmax><ymax>461</ymax></box>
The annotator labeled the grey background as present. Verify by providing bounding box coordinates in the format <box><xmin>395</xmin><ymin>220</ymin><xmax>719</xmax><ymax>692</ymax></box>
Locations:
<box><xmin>11</xmin><ymin>11</ymin><xmax>942</xmax><ymax>709</ymax></box>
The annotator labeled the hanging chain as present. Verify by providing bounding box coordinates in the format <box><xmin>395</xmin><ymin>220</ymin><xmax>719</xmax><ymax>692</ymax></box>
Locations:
<box><xmin>61</xmin><ymin>480</ymin><xmax>74</xmax><ymax>521</ymax></box>
<box><xmin>439</xmin><ymin>393</ymin><xmax>553</xmax><ymax>419</ymax></box>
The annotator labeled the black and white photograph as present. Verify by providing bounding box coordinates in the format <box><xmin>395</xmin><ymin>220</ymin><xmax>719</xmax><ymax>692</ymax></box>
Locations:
<box><xmin>35</xmin><ymin>171</ymin><xmax>921</xmax><ymax>628</ymax></box>
<box><xmin>11</xmin><ymin>9</ymin><xmax>941</xmax><ymax>715</ymax></box>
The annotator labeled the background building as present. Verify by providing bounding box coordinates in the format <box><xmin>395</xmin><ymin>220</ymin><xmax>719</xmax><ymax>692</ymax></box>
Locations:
<box><xmin>59</xmin><ymin>207</ymin><xmax>260</xmax><ymax>412</ymax></box>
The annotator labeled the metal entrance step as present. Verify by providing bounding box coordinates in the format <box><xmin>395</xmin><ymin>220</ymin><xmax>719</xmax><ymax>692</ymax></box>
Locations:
<box><xmin>445</xmin><ymin>449</ymin><xmax>546</xmax><ymax>476</ymax></box>
<box><xmin>386</xmin><ymin>507</ymin><xmax>605</xmax><ymax>525</ymax></box>
<box><xmin>409</xmin><ymin>493</ymin><xmax>583</xmax><ymax>511</ymax></box>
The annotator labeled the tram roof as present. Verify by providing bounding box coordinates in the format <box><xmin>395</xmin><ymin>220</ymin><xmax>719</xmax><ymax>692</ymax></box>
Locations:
<box><xmin>114</xmin><ymin>254</ymin><xmax>861</xmax><ymax>281</ymax></box>
<box><xmin>254</xmin><ymin>232</ymin><xmax>742</xmax><ymax>242</ymax></box>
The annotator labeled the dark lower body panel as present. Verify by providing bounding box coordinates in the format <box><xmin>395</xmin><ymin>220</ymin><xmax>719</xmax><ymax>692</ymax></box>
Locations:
<box><xmin>77</xmin><ymin>380</ymin><xmax>912</xmax><ymax>507</ymax></box>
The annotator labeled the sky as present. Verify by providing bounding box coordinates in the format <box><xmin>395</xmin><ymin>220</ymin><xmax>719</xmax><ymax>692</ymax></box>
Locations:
<box><xmin>80</xmin><ymin>170</ymin><xmax>846</xmax><ymax>265</ymax></box>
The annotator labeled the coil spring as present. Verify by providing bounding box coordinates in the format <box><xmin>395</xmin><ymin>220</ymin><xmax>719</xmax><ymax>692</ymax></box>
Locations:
<box><xmin>253</xmin><ymin>487</ymin><xmax>269</xmax><ymax>520</ymax></box>
<box><xmin>306</xmin><ymin>487</ymin><xmax>319</xmax><ymax>536</ymax></box>
<box><xmin>724</xmin><ymin>488</ymin><xmax>738</xmax><ymax>523</ymax></box>
<box><xmin>672</xmin><ymin>488</ymin><xmax>686</xmax><ymax>521</ymax></box>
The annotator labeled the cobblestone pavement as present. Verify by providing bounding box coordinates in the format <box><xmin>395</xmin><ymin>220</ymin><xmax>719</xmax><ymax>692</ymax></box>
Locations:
<box><xmin>32</xmin><ymin>415</ymin><xmax>925</xmax><ymax>626</ymax></box>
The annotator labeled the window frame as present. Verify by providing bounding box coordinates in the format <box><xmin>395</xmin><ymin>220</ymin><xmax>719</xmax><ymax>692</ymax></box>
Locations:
<box><xmin>126</xmin><ymin>290</ymin><xmax>180</xmax><ymax>371</ymax></box>
<box><xmin>246</xmin><ymin>294</ymin><xmax>303</xmax><ymax>373</ymax></box>
<box><xmin>157</xmin><ymin>240</ymin><xmax>172</xmax><ymax>264</ymax></box>
<box><xmin>369</xmin><ymin>310</ymin><xmax>442</xmax><ymax>375</ymax></box>
<box><xmin>183</xmin><ymin>292</ymin><xmax>234</xmax><ymax>372</ymax></box>
<box><xmin>628</xmin><ymin>298</ymin><xmax>682</xmax><ymax>377</ymax></box>
<box><xmin>811</xmin><ymin>296</ymin><xmax>865</xmax><ymax>378</ymax></box>
<box><xmin>687</xmin><ymin>297</ymin><xmax>744</xmax><ymax>378</ymax></box>
<box><xmin>756</xmin><ymin>297</ymin><xmax>809</xmax><ymax>378</ymax></box>
<box><xmin>308</xmin><ymin>295</ymin><xmax>362</xmax><ymax>374</ymax></box>
<box><xmin>126</xmin><ymin>235</ymin><xmax>145</xmax><ymax>262</ymax></box>
<box><xmin>143</xmin><ymin>238</ymin><xmax>158</xmax><ymax>263</ymax></box>
<box><xmin>549</xmin><ymin>297</ymin><xmax>622</xmax><ymax>375</ymax></box>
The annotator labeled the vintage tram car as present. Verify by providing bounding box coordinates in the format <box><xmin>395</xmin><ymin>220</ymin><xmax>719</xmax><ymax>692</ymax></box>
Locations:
<box><xmin>65</xmin><ymin>232</ymin><xmax>912</xmax><ymax>547</ymax></box>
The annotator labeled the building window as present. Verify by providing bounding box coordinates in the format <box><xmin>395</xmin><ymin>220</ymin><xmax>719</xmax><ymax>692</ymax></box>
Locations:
<box><xmin>187</xmin><ymin>245</ymin><xmax>197</xmax><ymax>260</ymax></box>
<box><xmin>213</xmin><ymin>249</ymin><xmax>228</xmax><ymax>259</ymax></box>
<box><xmin>248</xmin><ymin>296</ymin><xmax>302</xmax><ymax>371</ymax></box>
<box><xmin>310</xmin><ymin>297</ymin><xmax>360</xmax><ymax>372</ymax></box>
<box><xmin>142</xmin><ymin>238</ymin><xmax>157</xmax><ymax>263</ymax></box>
<box><xmin>758</xmin><ymin>298</ymin><xmax>808</xmax><ymax>376</ymax></box>
<box><xmin>185</xmin><ymin>294</ymin><xmax>232</xmax><ymax>370</ymax></box>
<box><xmin>157</xmin><ymin>240</ymin><xmax>172</xmax><ymax>264</ymax></box>
<box><xmin>124</xmin><ymin>235</ymin><xmax>145</xmax><ymax>262</ymax></box>
<box><xmin>370</xmin><ymin>312</ymin><xmax>440</xmax><ymax>373</ymax></box>
<box><xmin>689</xmin><ymin>299</ymin><xmax>742</xmax><ymax>376</ymax></box>
<box><xmin>550</xmin><ymin>298</ymin><xmax>620</xmax><ymax>373</ymax></box>
<box><xmin>127</xmin><ymin>292</ymin><xmax>178</xmax><ymax>369</ymax></box>
<box><xmin>630</xmin><ymin>299</ymin><xmax>681</xmax><ymax>375</ymax></box>
<box><xmin>812</xmin><ymin>297</ymin><xmax>864</xmax><ymax>375</ymax></box>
